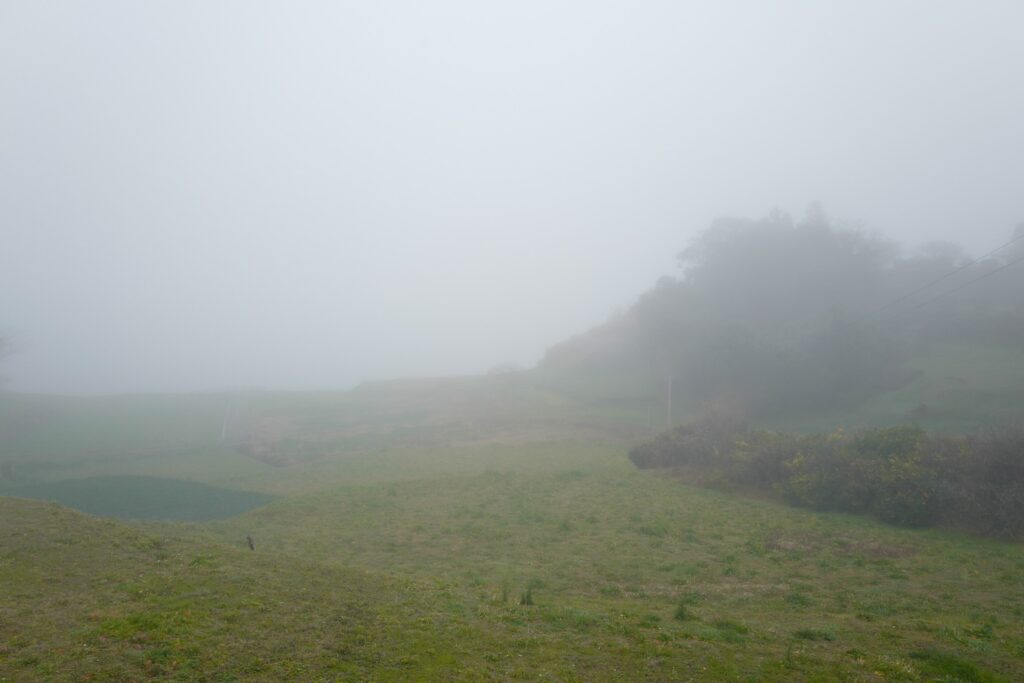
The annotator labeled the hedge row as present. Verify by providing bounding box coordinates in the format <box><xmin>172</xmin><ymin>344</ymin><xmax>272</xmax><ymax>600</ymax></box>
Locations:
<box><xmin>629</xmin><ymin>415</ymin><xmax>1024</xmax><ymax>538</ymax></box>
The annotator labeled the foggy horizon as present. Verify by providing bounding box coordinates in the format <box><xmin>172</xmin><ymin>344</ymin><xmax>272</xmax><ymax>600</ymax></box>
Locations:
<box><xmin>3</xmin><ymin>1</ymin><xmax>1023</xmax><ymax>395</ymax></box>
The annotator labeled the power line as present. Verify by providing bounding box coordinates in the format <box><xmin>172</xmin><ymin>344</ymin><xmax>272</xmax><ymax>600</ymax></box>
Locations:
<box><xmin>881</xmin><ymin>252</ymin><xmax>1024</xmax><ymax>322</ymax></box>
<box><xmin>876</xmin><ymin>231</ymin><xmax>1024</xmax><ymax>316</ymax></box>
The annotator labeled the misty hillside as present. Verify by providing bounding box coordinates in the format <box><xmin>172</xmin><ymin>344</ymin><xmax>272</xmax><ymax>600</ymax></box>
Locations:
<box><xmin>542</xmin><ymin>210</ymin><xmax>1024</xmax><ymax>429</ymax></box>
<box><xmin>4</xmin><ymin>2</ymin><xmax>1024</xmax><ymax>681</ymax></box>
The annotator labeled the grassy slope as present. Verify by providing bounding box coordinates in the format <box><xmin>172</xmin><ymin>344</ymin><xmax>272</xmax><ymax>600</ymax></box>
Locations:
<box><xmin>203</xmin><ymin>446</ymin><xmax>1024</xmax><ymax>681</ymax></box>
<box><xmin>0</xmin><ymin>497</ymin><xmax>554</xmax><ymax>682</ymax></box>
<box><xmin>754</xmin><ymin>342</ymin><xmax>1024</xmax><ymax>434</ymax></box>
<box><xmin>8</xmin><ymin>455</ymin><xmax>1024</xmax><ymax>681</ymax></box>
<box><xmin>2</xmin><ymin>350</ymin><xmax>1024</xmax><ymax>680</ymax></box>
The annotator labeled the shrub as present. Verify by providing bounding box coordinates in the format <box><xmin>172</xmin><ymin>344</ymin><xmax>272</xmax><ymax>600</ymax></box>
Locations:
<box><xmin>737</xmin><ymin>431</ymin><xmax>801</xmax><ymax>488</ymax></box>
<box><xmin>629</xmin><ymin>419</ymin><xmax>1024</xmax><ymax>539</ymax></box>
<box><xmin>937</xmin><ymin>426</ymin><xmax>1024</xmax><ymax>538</ymax></box>
<box><xmin>851</xmin><ymin>426</ymin><xmax>939</xmax><ymax>526</ymax></box>
<box><xmin>782</xmin><ymin>426</ymin><xmax>940</xmax><ymax>526</ymax></box>
<box><xmin>779</xmin><ymin>431</ymin><xmax>851</xmax><ymax>511</ymax></box>
<box><xmin>629</xmin><ymin>408</ymin><xmax>747</xmax><ymax>470</ymax></box>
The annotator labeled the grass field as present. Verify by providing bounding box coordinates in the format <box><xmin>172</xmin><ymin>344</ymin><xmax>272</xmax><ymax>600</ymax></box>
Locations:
<box><xmin>2</xmin><ymin>349</ymin><xmax>1024</xmax><ymax>681</ymax></box>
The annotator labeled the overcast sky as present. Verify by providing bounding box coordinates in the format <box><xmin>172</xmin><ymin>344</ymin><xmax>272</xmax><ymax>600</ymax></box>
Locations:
<box><xmin>2</xmin><ymin>1</ymin><xmax>1022</xmax><ymax>394</ymax></box>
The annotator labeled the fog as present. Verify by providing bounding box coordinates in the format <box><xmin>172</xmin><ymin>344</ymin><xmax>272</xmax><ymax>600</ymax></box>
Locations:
<box><xmin>2</xmin><ymin>1</ymin><xmax>1022</xmax><ymax>394</ymax></box>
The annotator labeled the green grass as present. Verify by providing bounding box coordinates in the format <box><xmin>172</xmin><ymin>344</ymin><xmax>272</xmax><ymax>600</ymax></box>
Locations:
<box><xmin>2</xmin><ymin>365</ymin><xmax>1024</xmax><ymax>680</ymax></box>
<box><xmin>196</xmin><ymin>456</ymin><xmax>1024</xmax><ymax>680</ymax></box>
<box><xmin>765</xmin><ymin>342</ymin><xmax>1024</xmax><ymax>433</ymax></box>
<box><xmin>0</xmin><ymin>498</ymin><xmax>529</xmax><ymax>681</ymax></box>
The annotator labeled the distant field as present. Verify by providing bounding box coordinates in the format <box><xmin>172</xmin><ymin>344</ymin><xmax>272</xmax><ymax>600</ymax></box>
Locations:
<box><xmin>0</xmin><ymin>372</ymin><xmax>652</xmax><ymax>495</ymax></box>
<box><xmin>2</xmin><ymin>354</ymin><xmax>1024</xmax><ymax>680</ymax></box>
<box><xmin>3</xmin><ymin>341</ymin><xmax>1021</xmax><ymax>489</ymax></box>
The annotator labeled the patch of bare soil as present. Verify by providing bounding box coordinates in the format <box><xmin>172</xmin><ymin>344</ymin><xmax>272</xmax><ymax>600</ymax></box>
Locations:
<box><xmin>233</xmin><ymin>411</ymin><xmax>638</xmax><ymax>467</ymax></box>
<box><xmin>762</xmin><ymin>529</ymin><xmax>916</xmax><ymax>559</ymax></box>
<box><xmin>235</xmin><ymin>417</ymin><xmax>320</xmax><ymax>467</ymax></box>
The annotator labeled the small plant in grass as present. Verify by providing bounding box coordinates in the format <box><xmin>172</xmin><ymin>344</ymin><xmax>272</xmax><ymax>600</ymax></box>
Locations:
<box><xmin>712</xmin><ymin>620</ymin><xmax>749</xmax><ymax>643</ymax></box>
<box><xmin>637</xmin><ymin>521</ymin><xmax>668</xmax><ymax>537</ymax></box>
<box><xmin>966</xmin><ymin>623</ymin><xmax>994</xmax><ymax>641</ymax></box>
<box><xmin>786</xmin><ymin>591</ymin><xmax>814</xmax><ymax>607</ymax></box>
<box><xmin>519</xmin><ymin>587</ymin><xmax>534</xmax><ymax>606</ymax></box>
<box><xmin>673</xmin><ymin>602</ymin><xmax>696</xmax><ymax>621</ymax></box>
<box><xmin>639</xmin><ymin>613</ymin><xmax>662</xmax><ymax>628</ymax></box>
<box><xmin>674</xmin><ymin>590</ymin><xmax>702</xmax><ymax>621</ymax></box>
<box><xmin>794</xmin><ymin>628</ymin><xmax>836</xmax><ymax>641</ymax></box>
<box><xmin>909</xmin><ymin>649</ymin><xmax>1003</xmax><ymax>682</ymax></box>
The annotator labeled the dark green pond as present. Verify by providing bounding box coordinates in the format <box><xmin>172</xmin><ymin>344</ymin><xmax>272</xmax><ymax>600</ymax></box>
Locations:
<box><xmin>6</xmin><ymin>476</ymin><xmax>276</xmax><ymax>521</ymax></box>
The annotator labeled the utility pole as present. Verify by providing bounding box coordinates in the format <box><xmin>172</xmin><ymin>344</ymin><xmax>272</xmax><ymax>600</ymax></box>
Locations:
<box><xmin>220</xmin><ymin>397</ymin><xmax>231</xmax><ymax>443</ymax></box>
<box><xmin>666</xmin><ymin>374</ymin><xmax>673</xmax><ymax>430</ymax></box>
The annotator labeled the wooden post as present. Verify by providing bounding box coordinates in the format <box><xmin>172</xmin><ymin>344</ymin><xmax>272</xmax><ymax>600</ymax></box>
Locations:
<box><xmin>666</xmin><ymin>374</ymin><xmax>673</xmax><ymax>430</ymax></box>
<box><xmin>221</xmin><ymin>403</ymin><xmax>230</xmax><ymax>443</ymax></box>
